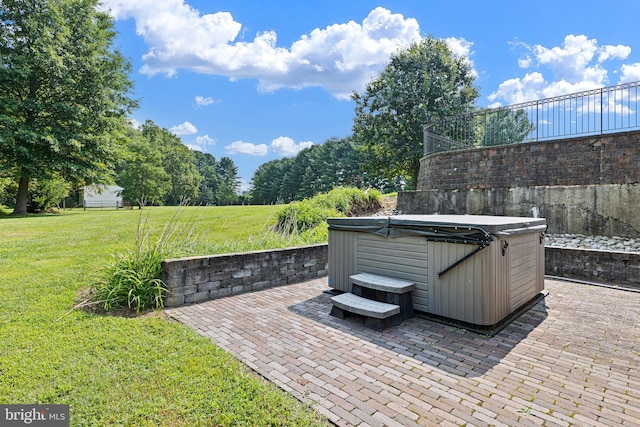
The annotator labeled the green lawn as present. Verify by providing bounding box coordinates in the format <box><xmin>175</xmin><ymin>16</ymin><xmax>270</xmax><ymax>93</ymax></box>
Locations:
<box><xmin>0</xmin><ymin>206</ymin><xmax>328</xmax><ymax>426</ymax></box>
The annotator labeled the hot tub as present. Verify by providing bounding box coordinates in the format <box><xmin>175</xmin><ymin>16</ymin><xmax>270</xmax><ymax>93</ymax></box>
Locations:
<box><xmin>327</xmin><ymin>215</ymin><xmax>547</xmax><ymax>327</ymax></box>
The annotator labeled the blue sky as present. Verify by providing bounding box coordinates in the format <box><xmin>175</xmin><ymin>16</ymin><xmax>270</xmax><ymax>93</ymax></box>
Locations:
<box><xmin>101</xmin><ymin>0</ymin><xmax>640</xmax><ymax>191</ymax></box>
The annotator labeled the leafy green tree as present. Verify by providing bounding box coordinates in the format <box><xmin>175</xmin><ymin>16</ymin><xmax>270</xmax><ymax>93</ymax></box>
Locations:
<box><xmin>0</xmin><ymin>0</ymin><xmax>137</xmax><ymax>214</ymax></box>
<box><xmin>0</xmin><ymin>165</ymin><xmax>17</xmax><ymax>208</ymax></box>
<box><xmin>140</xmin><ymin>121</ymin><xmax>201</xmax><ymax>205</ymax></box>
<box><xmin>28</xmin><ymin>174</ymin><xmax>71</xmax><ymax>213</ymax></box>
<box><xmin>193</xmin><ymin>151</ymin><xmax>219</xmax><ymax>205</ymax></box>
<box><xmin>480</xmin><ymin>108</ymin><xmax>534</xmax><ymax>146</ymax></box>
<box><xmin>117</xmin><ymin>134</ymin><xmax>170</xmax><ymax>208</ymax></box>
<box><xmin>351</xmin><ymin>37</ymin><xmax>479</xmax><ymax>188</ymax></box>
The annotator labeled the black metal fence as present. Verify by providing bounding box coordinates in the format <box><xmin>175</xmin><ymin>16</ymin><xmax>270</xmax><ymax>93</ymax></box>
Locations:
<box><xmin>424</xmin><ymin>80</ymin><xmax>640</xmax><ymax>154</ymax></box>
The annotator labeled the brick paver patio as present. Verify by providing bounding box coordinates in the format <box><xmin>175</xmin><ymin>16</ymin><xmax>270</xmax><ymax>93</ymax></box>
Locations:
<box><xmin>166</xmin><ymin>278</ymin><xmax>640</xmax><ymax>426</ymax></box>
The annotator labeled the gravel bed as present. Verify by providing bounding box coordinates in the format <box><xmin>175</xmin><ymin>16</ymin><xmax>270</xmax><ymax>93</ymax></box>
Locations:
<box><xmin>545</xmin><ymin>233</ymin><xmax>640</xmax><ymax>253</ymax></box>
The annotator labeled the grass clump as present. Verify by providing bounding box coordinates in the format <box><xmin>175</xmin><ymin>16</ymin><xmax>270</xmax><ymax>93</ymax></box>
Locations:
<box><xmin>89</xmin><ymin>206</ymin><xmax>201</xmax><ymax>313</ymax></box>
<box><xmin>274</xmin><ymin>187</ymin><xmax>382</xmax><ymax>237</ymax></box>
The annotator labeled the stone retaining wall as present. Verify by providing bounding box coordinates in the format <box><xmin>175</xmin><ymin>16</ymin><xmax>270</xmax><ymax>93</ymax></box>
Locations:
<box><xmin>162</xmin><ymin>244</ymin><xmax>328</xmax><ymax>307</ymax></box>
<box><xmin>418</xmin><ymin>130</ymin><xmax>640</xmax><ymax>191</ymax></box>
<box><xmin>546</xmin><ymin>247</ymin><xmax>640</xmax><ymax>289</ymax></box>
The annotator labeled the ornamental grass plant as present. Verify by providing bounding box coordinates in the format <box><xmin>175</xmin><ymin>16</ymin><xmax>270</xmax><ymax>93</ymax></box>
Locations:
<box><xmin>89</xmin><ymin>204</ymin><xmax>201</xmax><ymax>313</ymax></box>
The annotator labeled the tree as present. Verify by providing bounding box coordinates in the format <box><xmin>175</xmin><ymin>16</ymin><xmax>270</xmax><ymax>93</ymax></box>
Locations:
<box><xmin>215</xmin><ymin>157</ymin><xmax>239</xmax><ymax>205</ymax></box>
<box><xmin>193</xmin><ymin>151</ymin><xmax>219</xmax><ymax>205</ymax></box>
<box><xmin>0</xmin><ymin>0</ymin><xmax>136</xmax><ymax>214</ymax></box>
<box><xmin>140</xmin><ymin>121</ymin><xmax>201</xmax><ymax>205</ymax></box>
<box><xmin>250</xmin><ymin>159</ymin><xmax>291</xmax><ymax>204</ymax></box>
<box><xmin>117</xmin><ymin>133</ymin><xmax>170</xmax><ymax>208</ymax></box>
<box><xmin>480</xmin><ymin>108</ymin><xmax>534</xmax><ymax>146</ymax></box>
<box><xmin>351</xmin><ymin>37</ymin><xmax>479</xmax><ymax>188</ymax></box>
<box><xmin>27</xmin><ymin>173</ymin><xmax>71</xmax><ymax>212</ymax></box>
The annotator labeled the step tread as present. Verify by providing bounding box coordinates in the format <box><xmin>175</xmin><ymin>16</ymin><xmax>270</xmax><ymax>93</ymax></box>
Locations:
<box><xmin>331</xmin><ymin>293</ymin><xmax>400</xmax><ymax>319</ymax></box>
<box><xmin>351</xmin><ymin>272</ymin><xmax>415</xmax><ymax>293</ymax></box>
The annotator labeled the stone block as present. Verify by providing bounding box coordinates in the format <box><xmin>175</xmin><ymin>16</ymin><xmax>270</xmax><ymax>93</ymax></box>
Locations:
<box><xmin>251</xmin><ymin>281</ymin><xmax>271</xmax><ymax>292</ymax></box>
<box><xmin>184</xmin><ymin>291</ymin><xmax>210</xmax><ymax>304</ymax></box>
<box><xmin>170</xmin><ymin>284</ymin><xmax>197</xmax><ymax>296</ymax></box>
<box><xmin>164</xmin><ymin>294</ymin><xmax>184</xmax><ymax>307</ymax></box>
<box><xmin>210</xmin><ymin>287</ymin><xmax>232</xmax><ymax>299</ymax></box>
<box><xmin>303</xmin><ymin>259</ymin><xmax>318</xmax><ymax>267</ymax></box>
<box><xmin>231</xmin><ymin>269</ymin><xmax>252</xmax><ymax>279</ymax></box>
<box><xmin>210</xmin><ymin>270</ymin><xmax>232</xmax><ymax>281</ymax></box>
<box><xmin>231</xmin><ymin>284</ymin><xmax>251</xmax><ymax>295</ymax></box>
<box><xmin>198</xmin><ymin>281</ymin><xmax>221</xmax><ymax>292</ymax></box>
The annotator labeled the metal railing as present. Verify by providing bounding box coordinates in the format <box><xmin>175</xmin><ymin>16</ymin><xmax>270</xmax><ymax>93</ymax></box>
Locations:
<box><xmin>424</xmin><ymin>80</ymin><xmax>640</xmax><ymax>154</ymax></box>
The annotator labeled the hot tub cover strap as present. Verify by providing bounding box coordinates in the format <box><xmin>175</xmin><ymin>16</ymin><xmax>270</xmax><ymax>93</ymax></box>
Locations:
<box><xmin>328</xmin><ymin>216</ymin><xmax>495</xmax><ymax>245</ymax></box>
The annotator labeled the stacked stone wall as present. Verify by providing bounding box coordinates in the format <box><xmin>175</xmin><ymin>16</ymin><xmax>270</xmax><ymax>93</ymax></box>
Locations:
<box><xmin>546</xmin><ymin>247</ymin><xmax>640</xmax><ymax>289</ymax></box>
<box><xmin>162</xmin><ymin>244</ymin><xmax>328</xmax><ymax>307</ymax></box>
<box><xmin>417</xmin><ymin>130</ymin><xmax>640</xmax><ymax>191</ymax></box>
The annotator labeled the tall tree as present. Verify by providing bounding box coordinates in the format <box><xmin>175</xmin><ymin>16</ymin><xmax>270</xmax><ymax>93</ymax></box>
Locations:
<box><xmin>117</xmin><ymin>133</ymin><xmax>170</xmax><ymax>208</ymax></box>
<box><xmin>140</xmin><ymin>121</ymin><xmax>201</xmax><ymax>205</ymax></box>
<box><xmin>250</xmin><ymin>159</ymin><xmax>291</xmax><ymax>205</ymax></box>
<box><xmin>215</xmin><ymin>157</ymin><xmax>239</xmax><ymax>205</ymax></box>
<box><xmin>0</xmin><ymin>0</ymin><xmax>137</xmax><ymax>214</ymax></box>
<box><xmin>193</xmin><ymin>151</ymin><xmax>219</xmax><ymax>205</ymax></box>
<box><xmin>351</xmin><ymin>37</ymin><xmax>479</xmax><ymax>188</ymax></box>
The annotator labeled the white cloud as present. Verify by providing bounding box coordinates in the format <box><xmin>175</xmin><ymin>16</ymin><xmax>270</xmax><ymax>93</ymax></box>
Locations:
<box><xmin>518</xmin><ymin>56</ymin><xmax>532</xmax><ymax>69</ymax></box>
<box><xmin>223</xmin><ymin>136</ymin><xmax>314</xmax><ymax>157</ymax></box>
<box><xmin>225</xmin><ymin>140</ymin><xmax>268</xmax><ymax>156</ymax></box>
<box><xmin>488</xmin><ymin>72</ymin><xmax>547</xmax><ymax>105</ymax></box>
<box><xmin>270</xmin><ymin>136</ymin><xmax>313</xmax><ymax>157</ymax></box>
<box><xmin>597</xmin><ymin>44</ymin><xmax>631</xmax><ymax>62</ymax></box>
<box><xmin>620</xmin><ymin>63</ymin><xmax>640</xmax><ymax>83</ymax></box>
<box><xmin>187</xmin><ymin>135</ymin><xmax>215</xmax><ymax>152</ymax></box>
<box><xmin>195</xmin><ymin>134</ymin><xmax>215</xmax><ymax>145</ymax></box>
<box><xmin>100</xmin><ymin>2</ymin><xmax>422</xmax><ymax>98</ymax></box>
<box><xmin>195</xmin><ymin>95</ymin><xmax>215</xmax><ymax>107</ymax></box>
<box><xmin>490</xmin><ymin>34</ymin><xmax>635</xmax><ymax>105</ymax></box>
<box><xmin>170</xmin><ymin>121</ymin><xmax>197</xmax><ymax>135</ymax></box>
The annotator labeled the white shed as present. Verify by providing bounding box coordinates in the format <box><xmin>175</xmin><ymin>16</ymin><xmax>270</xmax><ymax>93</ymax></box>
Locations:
<box><xmin>81</xmin><ymin>185</ymin><xmax>123</xmax><ymax>209</ymax></box>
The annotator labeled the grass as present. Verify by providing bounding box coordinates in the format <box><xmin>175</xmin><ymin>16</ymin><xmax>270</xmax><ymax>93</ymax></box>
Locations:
<box><xmin>0</xmin><ymin>206</ymin><xmax>328</xmax><ymax>426</ymax></box>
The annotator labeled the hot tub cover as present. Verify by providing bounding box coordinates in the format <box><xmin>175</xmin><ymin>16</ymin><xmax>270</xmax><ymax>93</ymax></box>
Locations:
<box><xmin>327</xmin><ymin>214</ymin><xmax>546</xmax><ymax>243</ymax></box>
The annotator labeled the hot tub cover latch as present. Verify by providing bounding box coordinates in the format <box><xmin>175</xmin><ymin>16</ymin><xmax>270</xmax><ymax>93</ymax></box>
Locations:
<box><xmin>502</xmin><ymin>241</ymin><xmax>509</xmax><ymax>256</ymax></box>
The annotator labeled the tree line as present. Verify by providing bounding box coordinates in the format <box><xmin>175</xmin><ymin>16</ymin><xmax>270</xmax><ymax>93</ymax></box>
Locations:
<box><xmin>0</xmin><ymin>118</ymin><xmax>240</xmax><ymax>211</ymax></box>
<box><xmin>117</xmin><ymin>120</ymin><xmax>239</xmax><ymax>208</ymax></box>
<box><xmin>250</xmin><ymin>136</ymin><xmax>404</xmax><ymax>205</ymax></box>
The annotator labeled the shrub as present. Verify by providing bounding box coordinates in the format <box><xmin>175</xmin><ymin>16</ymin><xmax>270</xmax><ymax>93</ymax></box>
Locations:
<box><xmin>274</xmin><ymin>187</ymin><xmax>382</xmax><ymax>234</ymax></box>
<box><xmin>29</xmin><ymin>175</ymin><xmax>71</xmax><ymax>213</ymax></box>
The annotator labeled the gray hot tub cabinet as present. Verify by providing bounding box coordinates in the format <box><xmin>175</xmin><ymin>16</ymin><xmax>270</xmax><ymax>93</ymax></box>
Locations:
<box><xmin>327</xmin><ymin>215</ymin><xmax>547</xmax><ymax>327</ymax></box>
